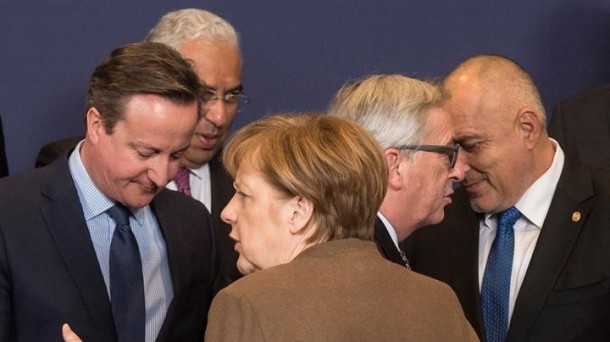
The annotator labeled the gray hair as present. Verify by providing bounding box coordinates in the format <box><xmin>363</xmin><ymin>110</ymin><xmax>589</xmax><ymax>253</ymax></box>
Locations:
<box><xmin>328</xmin><ymin>74</ymin><xmax>445</xmax><ymax>150</ymax></box>
<box><xmin>145</xmin><ymin>8</ymin><xmax>240</xmax><ymax>50</ymax></box>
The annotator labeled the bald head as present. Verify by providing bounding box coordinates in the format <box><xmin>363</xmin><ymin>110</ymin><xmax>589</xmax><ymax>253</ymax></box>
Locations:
<box><xmin>444</xmin><ymin>54</ymin><xmax>546</xmax><ymax>129</ymax></box>
<box><xmin>442</xmin><ymin>54</ymin><xmax>554</xmax><ymax>213</ymax></box>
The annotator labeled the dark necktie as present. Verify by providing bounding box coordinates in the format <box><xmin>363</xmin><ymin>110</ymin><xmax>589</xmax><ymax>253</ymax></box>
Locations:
<box><xmin>481</xmin><ymin>206</ymin><xmax>521</xmax><ymax>342</ymax></box>
<box><xmin>174</xmin><ymin>167</ymin><xmax>192</xmax><ymax>197</ymax></box>
<box><xmin>398</xmin><ymin>249</ymin><xmax>411</xmax><ymax>270</ymax></box>
<box><xmin>107</xmin><ymin>204</ymin><xmax>145</xmax><ymax>342</ymax></box>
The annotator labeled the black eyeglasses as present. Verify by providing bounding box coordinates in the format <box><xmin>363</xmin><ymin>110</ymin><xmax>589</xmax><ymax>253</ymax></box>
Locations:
<box><xmin>395</xmin><ymin>144</ymin><xmax>459</xmax><ymax>168</ymax></box>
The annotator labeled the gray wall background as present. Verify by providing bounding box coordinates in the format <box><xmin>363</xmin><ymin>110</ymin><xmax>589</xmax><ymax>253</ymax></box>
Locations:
<box><xmin>1</xmin><ymin>0</ymin><xmax>609</xmax><ymax>174</ymax></box>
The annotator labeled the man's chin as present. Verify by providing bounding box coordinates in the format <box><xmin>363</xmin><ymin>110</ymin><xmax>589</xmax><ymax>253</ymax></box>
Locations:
<box><xmin>427</xmin><ymin>211</ymin><xmax>445</xmax><ymax>226</ymax></box>
<box><xmin>469</xmin><ymin>198</ymin><xmax>493</xmax><ymax>213</ymax></box>
<box><xmin>184</xmin><ymin>148</ymin><xmax>218</xmax><ymax>167</ymax></box>
<box><xmin>124</xmin><ymin>192</ymin><xmax>158</xmax><ymax>209</ymax></box>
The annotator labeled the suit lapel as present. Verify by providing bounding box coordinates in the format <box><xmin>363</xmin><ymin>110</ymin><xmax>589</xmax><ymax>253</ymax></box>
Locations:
<box><xmin>508</xmin><ymin>162</ymin><xmax>593</xmax><ymax>340</ymax></box>
<box><xmin>149</xmin><ymin>191</ymin><xmax>191</xmax><ymax>339</ymax></box>
<box><xmin>447</xmin><ymin>188</ymin><xmax>485</xmax><ymax>337</ymax></box>
<box><xmin>374</xmin><ymin>216</ymin><xmax>407</xmax><ymax>267</ymax></box>
<box><xmin>41</xmin><ymin>156</ymin><xmax>116</xmax><ymax>341</ymax></box>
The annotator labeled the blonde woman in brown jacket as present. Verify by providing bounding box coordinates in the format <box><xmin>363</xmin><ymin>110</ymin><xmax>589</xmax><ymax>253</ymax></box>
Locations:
<box><xmin>204</xmin><ymin>114</ymin><xmax>477</xmax><ymax>342</ymax></box>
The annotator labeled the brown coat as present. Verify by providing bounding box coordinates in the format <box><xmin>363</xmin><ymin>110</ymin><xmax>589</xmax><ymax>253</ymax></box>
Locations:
<box><xmin>206</xmin><ymin>239</ymin><xmax>478</xmax><ymax>341</ymax></box>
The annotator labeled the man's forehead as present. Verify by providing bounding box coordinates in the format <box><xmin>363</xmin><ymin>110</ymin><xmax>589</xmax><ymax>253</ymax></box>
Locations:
<box><xmin>425</xmin><ymin>107</ymin><xmax>453</xmax><ymax>130</ymax></box>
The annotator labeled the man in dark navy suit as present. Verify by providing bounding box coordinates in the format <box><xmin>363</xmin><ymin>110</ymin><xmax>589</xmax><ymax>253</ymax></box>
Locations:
<box><xmin>0</xmin><ymin>42</ymin><xmax>216</xmax><ymax>342</ymax></box>
<box><xmin>407</xmin><ymin>55</ymin><xmax>610</xmax><ymax>341</ymax></box>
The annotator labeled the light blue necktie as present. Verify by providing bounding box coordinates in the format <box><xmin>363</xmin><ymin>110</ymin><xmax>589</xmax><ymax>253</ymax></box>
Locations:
<box><xmin>481</xmin><ymin>206</ymin><xmax>521</xmax><ymax>342</ymax></box>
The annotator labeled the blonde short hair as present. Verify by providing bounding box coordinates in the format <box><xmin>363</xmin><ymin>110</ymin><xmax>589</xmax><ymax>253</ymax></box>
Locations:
<box><xmin>223</xmin><ymin>114</ymin><xmax>388</xmax><ymax>242</ymax></box>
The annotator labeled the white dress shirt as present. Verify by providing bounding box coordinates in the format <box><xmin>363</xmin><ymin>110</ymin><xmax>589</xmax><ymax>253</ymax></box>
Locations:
<box><xmin>478</xmin><ymin>139</ymin><xmax>564</xmax><ymax>322</ymax></box>
<box><xmin>377</xmin><ymin>212</ymin><xmax>401</xmax><ymax>250</ymax></box>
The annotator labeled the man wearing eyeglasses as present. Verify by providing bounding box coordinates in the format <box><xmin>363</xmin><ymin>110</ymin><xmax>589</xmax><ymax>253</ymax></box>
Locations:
<box><xmin>146</xmin><ymin>9</ymin><xmax>246</xmax><ymax>288</ymax></box>
<box><xmin>328</xmin><ymin>74</ymin><xmax>468</xmax><ymax>269</ymax></box>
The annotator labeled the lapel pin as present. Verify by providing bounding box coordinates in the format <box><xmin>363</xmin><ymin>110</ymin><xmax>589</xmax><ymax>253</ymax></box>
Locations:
<box><xmin>571</xmin><ymin>211</ymin><xmax>581</xmax><ymax>222</ymax></box>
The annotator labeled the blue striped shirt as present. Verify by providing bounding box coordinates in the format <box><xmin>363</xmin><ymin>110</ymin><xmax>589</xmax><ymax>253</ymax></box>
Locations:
<box><xmin>68</xmin><ymin>142</ymin><xmax>173</xmax><ymax>342</ymax></box>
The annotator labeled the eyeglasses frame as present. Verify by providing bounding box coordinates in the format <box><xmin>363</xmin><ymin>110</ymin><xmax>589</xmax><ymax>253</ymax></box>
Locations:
<box><xmin>202</xmin><ymin>87</ymin><xmax>249</xmax><ymax>107</ymax></box>
<box><xmin>395</xmin><ymin>143</ymin><xmax>459</xmax><ymax>168</ymax></box>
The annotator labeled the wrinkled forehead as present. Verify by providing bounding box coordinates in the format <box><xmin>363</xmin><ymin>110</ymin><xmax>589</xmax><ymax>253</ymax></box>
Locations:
<box><xmin>422</xmin><ymin>107</ymin><xmax>455</xmax><ymax>143</ymax></box>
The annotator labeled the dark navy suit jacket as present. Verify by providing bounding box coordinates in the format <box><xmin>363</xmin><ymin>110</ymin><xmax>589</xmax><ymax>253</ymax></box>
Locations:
<box><xmin>0</xmin><ymin>153</ymin><xmax>216</xmax><ymax>341</ymax></box>
<box><xmin>406</xmin><ymin>160</ymin><xmax>610</xmax><ymax>341</ymax></box>
<box><xmin>35</xmin><ymin>138</ymin><xmax>242</xmax><ymax>290</ymax></box>
<box><xmin>0</xmin><ymin>115</ymin><xmax>8</xmax><ymax>177</ymax></box>
<box><xmin>549</xmin><ymin>83</ymin><xmax>610</xmax><ymax>169</ymax></box>
<box><xmin>374</xmin><ymin>216</ymin><xmax>408</xmax><ymax>268</ymax></box>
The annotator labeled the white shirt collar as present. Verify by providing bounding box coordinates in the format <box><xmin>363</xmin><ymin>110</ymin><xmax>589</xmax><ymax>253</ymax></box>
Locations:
<box><xmin>69</xmin><ymin>140</ymin><xmax>147</xmax><ymax>224</ymax></box>
<box><xmin>484</xmin><ymin>138</ymin><xmax>564</xmax><ymax>228</ymax></box>
<box><xmin>186</xmin><ymin>163</ymin><xmax>209</xmax><ymax>180</ymax></box>
<box><xmin>377</xmin><ymin>212</ymin><xmax>400</xmax><ymax>249</ymax></box>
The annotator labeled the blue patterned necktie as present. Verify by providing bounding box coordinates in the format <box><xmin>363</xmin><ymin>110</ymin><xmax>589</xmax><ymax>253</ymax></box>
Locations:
<box><xmin>107</xmin><ymin>204</ymin><xmax>145</xmax><ymax>342</ymax></box>
<box><xmin>481</xmin><ymin>206</ymin><xmax>521</xmax><ymax>342</ymax></box>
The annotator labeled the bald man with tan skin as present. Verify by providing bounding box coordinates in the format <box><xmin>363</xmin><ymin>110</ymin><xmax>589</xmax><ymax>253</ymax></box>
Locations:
<box><xmin>406</xmin><ymin>54</ymin><xmax>610</xmax><ymax>341</ymax></box>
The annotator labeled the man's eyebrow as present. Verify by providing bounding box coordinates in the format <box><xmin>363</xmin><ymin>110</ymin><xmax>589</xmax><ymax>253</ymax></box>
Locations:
<box><xmin>455</xmin><ymin>134</ymin><xmax>481</xmax><ymax>141</ymax></box>
<box><xmin>207</xmin><ymin>85</ymin><xmax>243</xmax><ymax>93</ymax></box>
<box><xmin>128</xmin><ymin>142</ymin><xmax>159</xmax><ymax>152</ymax></box>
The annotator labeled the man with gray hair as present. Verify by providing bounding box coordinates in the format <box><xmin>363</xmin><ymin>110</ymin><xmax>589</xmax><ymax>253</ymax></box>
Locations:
<box><xmin>328</xmin><ymin>74</ymin><xmax>468</xmax><ymax>269</ymax></box>
<box><xmin>147</xmin><ymin>9</ymin><xmax>245</xmax><ymax>288</ymax></box>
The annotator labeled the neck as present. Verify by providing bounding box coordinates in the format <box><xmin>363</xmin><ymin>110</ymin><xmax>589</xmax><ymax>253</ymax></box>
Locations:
<box><xmin>180</xmin><ymin>158</ymin><xmax>206</xmax><ymax>170</ymax></box>
<box><xmin>531</xmin><ymin>135</ymin><xmax>556</xmax><ymax>181</ymax></box>
<box><xmin>379</xmin><ymin>205</ymin><xmax>415</xmax><ymax>242</ymax></box>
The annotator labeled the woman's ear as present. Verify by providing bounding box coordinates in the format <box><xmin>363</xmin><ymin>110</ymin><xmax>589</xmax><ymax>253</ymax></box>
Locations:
<box><xmin>288</xmin><ymin>196</ymin><xmax>314</xmax><ymax>235</ymax></box>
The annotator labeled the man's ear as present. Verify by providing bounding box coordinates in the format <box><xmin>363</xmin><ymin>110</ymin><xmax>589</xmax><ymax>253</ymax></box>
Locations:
<box><xmin>288</xmin><ymin>196</ymin><xmax>314</xmax><ymax>235</ymax></box>
<box><xmin>385</xmin><ymin>148</ymin><xmax>404</xmax><ymax>190</ymax></box>
<box><xmin>516</xmin><ymin>108</ymin><xmax>541</xmax><ymax>149</ymax></box>
<box><xmin>86</xmin><ymin>107</ymin><xmax>104</xmax><ymax>144</ymax></box>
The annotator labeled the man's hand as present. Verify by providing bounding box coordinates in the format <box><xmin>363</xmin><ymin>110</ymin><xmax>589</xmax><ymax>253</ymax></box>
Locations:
<box><xmin>62</xmin><ymin>324</ymin><xmax>83</xmax><ymax>342</ymax></box>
